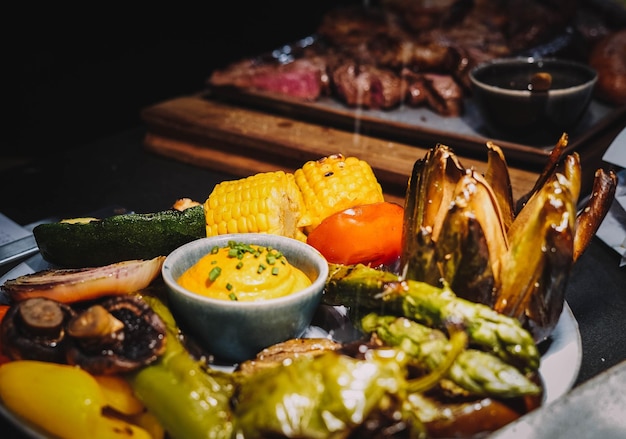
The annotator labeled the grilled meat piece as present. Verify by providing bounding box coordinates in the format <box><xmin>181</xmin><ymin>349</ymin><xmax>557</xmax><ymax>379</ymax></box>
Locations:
<box><xmin>422</xmin><ymin>73</ymin><xmax>464</xmax><ymax>116</ymax></box>
<box><xmin>209</xmin><ymin>56</ymin><xmax>330</xmax><ymax>101</ymax></box>
<box><xmin>331</xmin><ymin>62</ymin><xmax>404</xmax><ymax>109</ymax></box>
<box><xmin>207</xmin><ymin>1</ymin><xmax>604</xmax><ymax>117</ymax></box>
<box><xmin>402</xmin><ymin>69</ymin><xmax>464</xmax><ymax>116</ymax></box>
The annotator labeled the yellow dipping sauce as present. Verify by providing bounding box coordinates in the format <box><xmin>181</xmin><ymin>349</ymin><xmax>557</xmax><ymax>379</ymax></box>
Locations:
<box><xmin>178</xmin><ymin>241</ymin><xmax>312</xmax><ymax>301</ymax></box>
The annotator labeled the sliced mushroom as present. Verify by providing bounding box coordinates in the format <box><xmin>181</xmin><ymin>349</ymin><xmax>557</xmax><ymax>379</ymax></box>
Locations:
<box><xmin>65</xmin><ymin>295</ymin><xmax>167</xmax><ymax>375</ymax></box>
<box><xmin>0</xmin><ymin>297</ymin><xmax>75</xmax><ymax>363</ymax></box>
<box><xmin>237</xmin><ymin>338</ymin><xmax>342</xmax><ymax>375</ymax></box>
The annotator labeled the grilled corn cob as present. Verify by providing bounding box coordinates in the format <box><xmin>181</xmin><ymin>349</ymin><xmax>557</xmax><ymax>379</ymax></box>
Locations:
<box><xmin>294</xmin><ymin>154</ymin><xmax>384</xmax><ymax>233</ymax></box>
<box><xmin>204</xmin><ymin>171</ymin><xmax>310</xmax><ymax>241</ymax></box>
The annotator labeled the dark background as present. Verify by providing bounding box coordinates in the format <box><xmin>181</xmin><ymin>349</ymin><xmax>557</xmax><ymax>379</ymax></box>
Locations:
<box><xmin>2</xmin><ymin>2</ymin><xmax>350</xmax><ymax>157</ymax></box>
<box><xmin>3</xmin><ymin>0</ymin><xmax>625</xmax><ymax>158</ymax></box>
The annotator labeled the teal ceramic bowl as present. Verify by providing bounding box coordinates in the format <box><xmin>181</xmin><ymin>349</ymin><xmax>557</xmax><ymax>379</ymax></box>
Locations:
<box><xmin>469</xmin><ymin>57</ymin><xmax>597</xmax><ymax>145</ymax></box>
<box><xmin>162</xmin><ymin>233</ymin><xmax>328</xmax><ymax>363</ymax></box>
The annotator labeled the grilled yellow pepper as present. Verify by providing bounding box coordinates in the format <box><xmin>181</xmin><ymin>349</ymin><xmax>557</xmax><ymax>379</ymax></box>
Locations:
<box><xmin>0</xmin><ymin>360</ymin><xmax>155</xmax><ymax>439</ymax></box>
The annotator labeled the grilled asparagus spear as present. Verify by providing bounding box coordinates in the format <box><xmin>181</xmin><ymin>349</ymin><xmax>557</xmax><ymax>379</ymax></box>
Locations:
<box><xmin>361</xmin><ymin>313</ymin><xmax>541</xmax><ymax>398</ymax></box>
<box><xmin>325</xmin><ymin>263</ymin><xmax>540</xmax><ymax>372</ymax></box>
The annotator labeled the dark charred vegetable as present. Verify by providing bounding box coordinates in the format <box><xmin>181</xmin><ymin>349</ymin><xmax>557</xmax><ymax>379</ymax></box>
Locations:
<box><xmin>434</xmin><ymin>180</ymin><xmax>497</xmax><ymax>306</ymax></box>
<box><xmin>399</xmin><ymin>141</ymin><xmax>616</xmax><ymax>342</ymax></box>
<box><xmin>574</xmin><ymin>168</ymin><xmax>617</xmax><ymax>262</ymax></box>
<box><xmin>400</xmin><ymin>145</ymin><xmax>507</xmax><ymax>306</ymax></box>
<box><xmin>495</xmin><ymin>168</ymin><xmax>577</xmax><ymax>341</ymax></box>
<box><xmin>417</xmin><ymin>393</ymin><xmax>541</xmax><ymax>438</ymax></box>
<box><xmin>65</xmin><ymin>295</ymin><xmax>167</xmax><ymax>375</ymax></box>
<box><xmin>401</xmin><ymin>144</ymin><xmax>465</xmax><ymax>282</ymax></box>
<box><xmin>0</xmin><ymin>297</ymin><xmax>75</xmax><ymax>363</ymax></box>
<box><xmin>515</xmin><ymin>133</ymin><xmax>569</xmax><ymax>213</ymax></box>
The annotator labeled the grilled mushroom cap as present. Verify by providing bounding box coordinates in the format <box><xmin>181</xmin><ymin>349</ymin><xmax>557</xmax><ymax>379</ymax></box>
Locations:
<box><xmin>0</xmin><ymin>297</ymin><xmax>75</xmax><ymax>363</ymax></box>
<box><xmin>65</xmin><ymin>295</ymin><xmax>167</xmax><ymax>375</ymax></box>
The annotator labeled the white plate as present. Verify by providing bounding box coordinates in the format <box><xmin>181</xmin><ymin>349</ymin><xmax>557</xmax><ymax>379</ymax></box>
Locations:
<box><xmin>0</xmin><ymin>254</ymin><xmax>582</xmax><ymax>437</ymax></box>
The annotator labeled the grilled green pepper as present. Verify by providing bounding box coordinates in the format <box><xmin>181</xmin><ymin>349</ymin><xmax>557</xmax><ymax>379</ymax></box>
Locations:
<box><xmin>233</xmin><ymin>348</ymin><xmax>426</xmax><ymax>438</ymax></box>
<box><xmin>125</xmin><ymin>295</ymin><xmax>234</xmax><ymax>439</ymax></box>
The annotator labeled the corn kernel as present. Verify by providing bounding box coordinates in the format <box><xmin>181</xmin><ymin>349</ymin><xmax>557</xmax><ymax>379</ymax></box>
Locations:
<box><xmin>294</xmin><ymin>154</ymin><xmax>384</xmax><ymax>232</ymax></box>
<box><xmin>204</xmin><ymin>171</ymin><xmax>308</xmax><ymax>241</ymax></box>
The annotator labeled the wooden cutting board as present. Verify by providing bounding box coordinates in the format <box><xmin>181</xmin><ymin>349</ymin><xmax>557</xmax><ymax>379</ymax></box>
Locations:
<box><xmin>141</xmin><ymin>95</ymin><xmax>545</xmax><ymax>204</ymax></box>
<box><xmin>140</xmin><ymin>94</ymin><xmax>620</xmax><ymax>204</ymax></box>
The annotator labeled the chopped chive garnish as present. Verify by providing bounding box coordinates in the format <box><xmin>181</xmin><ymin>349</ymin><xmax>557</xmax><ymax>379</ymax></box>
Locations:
<box><xmin>211</xmin><ymin>242</ymin><xmax>291</xmax><ymax>278</ymax></box>
<box><xmin>210</xmin><ymin>260</ymin><xmax>218</xmax><ymax>265</ymax></box>
<box><xmin>208</xmin><ymin>266</ymin><xmax>222</xmax><ymax>281</ymax></box>
<box><xmin>210</xmin><ymin>245</ymin><xmax>220</xmax><ymax>254</ymax></box>
<box><xmin>229</xmin><ymin>292</ymin><xmax>238</xmax><ymax>301</ymax></box>
<box><xmin>226</xmin><ymin>283</ymin><xmax>233</xmax><ymax>290</ymax></box>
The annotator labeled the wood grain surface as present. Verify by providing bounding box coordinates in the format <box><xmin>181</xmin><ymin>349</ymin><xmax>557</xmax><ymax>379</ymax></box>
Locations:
<box><xmin>141</xmin><ymin>95</ymin><xmax>624</xmax><ymax>205</ymax></box>
<box><xmin>141</xmin><ymin>96</ymin><xmax>545</xmax><ymax>204</ymax></box>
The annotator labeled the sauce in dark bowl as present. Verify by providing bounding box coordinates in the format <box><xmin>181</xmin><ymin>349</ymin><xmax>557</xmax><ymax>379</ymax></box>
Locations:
<box><xmin>475</xmin><ymin>61</ymin><xmax>596</xmax><ymax>91</ymax></box>
<box><xmin>469</xmin><ymin>57</ymin><xmax>597</xmax><ymax>145</ymax></box>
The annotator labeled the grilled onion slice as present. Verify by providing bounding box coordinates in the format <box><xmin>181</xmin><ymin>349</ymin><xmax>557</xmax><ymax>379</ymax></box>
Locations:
<box><xmin>2</xmin><ymin>257</ymin><xmax>165</xmax><ymax>304</ymax></box>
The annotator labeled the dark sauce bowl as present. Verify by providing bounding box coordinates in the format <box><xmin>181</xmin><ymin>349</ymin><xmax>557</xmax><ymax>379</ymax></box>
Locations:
<box><xmin>469</xmin><ymin>57</ymin><xmax>597</xmax><ymax>146</ymax></box>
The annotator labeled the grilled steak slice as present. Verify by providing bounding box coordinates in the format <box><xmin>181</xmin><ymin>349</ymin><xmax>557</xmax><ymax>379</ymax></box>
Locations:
<box><xmin>422</xmin><ymin>73</ymin><xmax>464</xmax><ymax>116</ymax></box>
<box><xmin>331</xmin><ymin>62</ymin><xmax>404</xmax><ymax>109</ymax></box>
<box><xmin>401</xmin><ymin>69</ymin><xmax>464</xmax><ymax>116</ymax></box>
<box><xmin>209</xmin><ymin>56</ymin><xmax>329</xmax><ymax>101</ymax></box>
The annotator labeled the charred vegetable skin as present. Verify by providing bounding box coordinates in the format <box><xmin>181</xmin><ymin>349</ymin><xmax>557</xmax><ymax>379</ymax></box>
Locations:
<box><xmin>33</xmin><ymin>205</ymin><xmax>205</xmax><ymax>268</ymax></box>
<box><xmin>400</xmin><ymin>139</ymin><xmax>616</xmax><ymax>341</ymax></box>
<box><xmin>233</xmin><ymin>348</ymin><xmax>427</xmax><ymax>438</ymax></box>
<box><xmin>128</xmin><ymin>297</ymin><xmax>485</xmax><ymax>439</ymax></box>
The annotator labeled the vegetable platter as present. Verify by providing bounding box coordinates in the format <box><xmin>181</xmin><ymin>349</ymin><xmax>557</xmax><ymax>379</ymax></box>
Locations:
<box><xmin>0</xmin><ymin>140</ymin><xmax>617</xmax><ymax>439</ymax></box>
